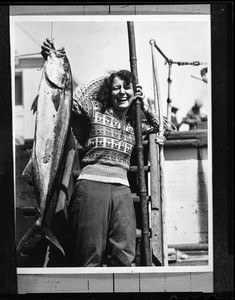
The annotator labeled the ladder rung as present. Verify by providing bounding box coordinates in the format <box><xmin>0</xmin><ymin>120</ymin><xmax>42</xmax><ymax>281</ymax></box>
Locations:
<box><xmin>129</xmin><ymin>166</ymin><xmax>150</xmax><ymax>173</ymax></box>
<box><xmin>132</xmin><ymin>194</ymin><xmax>150</xmax><ymax>202</ymax></box>
<box><xmin>132</xmin><ymin>195</ymin><xmax>140</xmax><ymax>202</ymax></box>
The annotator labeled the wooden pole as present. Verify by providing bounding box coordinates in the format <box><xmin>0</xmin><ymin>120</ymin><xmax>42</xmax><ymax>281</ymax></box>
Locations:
<box><xmin>149</xmin><ymin>133</ymin><xmax>163</xmax><ymax>265</ymax></box>
<box><xmin>150</xmin><ymin>39</ymin><xmax>168</xmax><ymax>266</ymax></box>
<box><xmin>127</xmin><ymin>21</ymin><xmax>151</xmax><ymax>266</ymax></box>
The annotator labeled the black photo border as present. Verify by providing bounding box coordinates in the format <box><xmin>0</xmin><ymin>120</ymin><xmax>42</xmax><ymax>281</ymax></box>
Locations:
<box><xmin>0</xmin><ymin>2</ymin><xmax>233</xmax><ymax>297</ymax></box>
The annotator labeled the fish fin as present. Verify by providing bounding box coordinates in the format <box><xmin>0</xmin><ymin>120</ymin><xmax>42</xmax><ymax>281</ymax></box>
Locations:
<box><xmin>22</xmin><ymin>159</ymin><xmax>33</xmax><ymax>177</ymax></box>
<box><xmin>44</xmin><ymin>226</ymin><xmax>65</xmax><ymax>256</ymax></box>
<box><xmin>16</xmin><ymin>222</ymin><xmax>41</xmax><ymax>253</ymax></box>
<box><xmin>31</xmin><ymin>95</ymin><xmax>39</xmax><ymax>114</ymax></box>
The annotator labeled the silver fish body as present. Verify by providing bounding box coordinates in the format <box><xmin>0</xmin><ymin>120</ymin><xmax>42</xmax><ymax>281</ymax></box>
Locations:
<box><xmin>17</xmin><ymin>49</ymin><xmax>73</xmax><ymax>255</ymax></box>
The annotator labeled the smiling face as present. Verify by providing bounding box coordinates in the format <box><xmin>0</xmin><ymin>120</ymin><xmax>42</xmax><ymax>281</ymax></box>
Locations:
<box><xmin>111</xmin><ymin>76</ymin><xmax>135</xmax><ymax>117</ymax></box>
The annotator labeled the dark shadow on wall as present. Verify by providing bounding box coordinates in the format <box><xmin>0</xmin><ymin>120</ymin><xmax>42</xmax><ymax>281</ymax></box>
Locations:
<box><xmin>197</xmin><ymin>147</ymin><xmax>208</xmax><ymax>244</ymax></box>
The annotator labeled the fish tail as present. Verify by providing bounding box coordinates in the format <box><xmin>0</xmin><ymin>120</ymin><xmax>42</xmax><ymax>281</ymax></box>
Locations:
<box><xmin>16</xmin><ymin>222</ymin><xmax>41</xmax><ymax>253</ymax></box>
<box><xmin>16</xmin><ymin>222</ymin><xmax>65</xmax><ymax>257</ymax></box>
<box><xmin>43</xmin><ymin>226</ymin><xmax>65</xmax><ymax>256</ymax></box>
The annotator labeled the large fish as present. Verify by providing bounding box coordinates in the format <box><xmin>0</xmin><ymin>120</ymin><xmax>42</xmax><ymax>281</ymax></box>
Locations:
<box><xmin>17</xmin><ymin>48</ymin><xmax>73</xmax><ymax>255</ymax></box>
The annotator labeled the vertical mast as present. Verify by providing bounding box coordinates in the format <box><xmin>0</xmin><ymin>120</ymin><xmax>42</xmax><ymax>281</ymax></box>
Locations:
<box><xmin>127</xmin><ymin>21</ymin><xmax>151</xmax><ymax>266</ymax></box>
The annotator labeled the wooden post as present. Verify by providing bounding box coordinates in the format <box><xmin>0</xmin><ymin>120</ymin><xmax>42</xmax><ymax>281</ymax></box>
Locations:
<box><xmin>149</xmin><ymin>133</ymin><xmax>163</xmax><ymax>265</ymax></box>
<box><xmin>127</xmin><ymin>21</ymin><xmax>151</xmax><ymax>266</ymax></box>
<box><xmin>150</xmin><ymin>39</ymin><xmax>168</xmax><ymax>266</ymax></box>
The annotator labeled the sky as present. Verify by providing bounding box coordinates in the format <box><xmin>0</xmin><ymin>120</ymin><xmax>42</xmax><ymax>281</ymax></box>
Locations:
<box><xmin>11</xmin><ymin>15</ymin><xmax>211</xmax><ymax>122</ymax></box>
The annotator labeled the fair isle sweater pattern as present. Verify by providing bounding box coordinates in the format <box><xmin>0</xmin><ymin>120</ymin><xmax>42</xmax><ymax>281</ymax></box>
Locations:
<box><xmin>82</xmin><ymin>108</ymin><xmax>136</xmax><ymax>169</ymax></box>
<box><xmin>72</xmin><ymin>97</ymin><xmax>136</xmax><ymax>185</ymax></box>
<box><xmin>72</xmin><ymin>91</ymin><xmax>162</xmax><ymax>185</ymax></box>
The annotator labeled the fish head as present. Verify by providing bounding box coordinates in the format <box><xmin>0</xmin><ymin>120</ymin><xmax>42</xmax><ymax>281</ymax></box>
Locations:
<box><xmin>45</xmin><ymin>49</ymin><xmax>72</xmax><ymax>89</ymax></box>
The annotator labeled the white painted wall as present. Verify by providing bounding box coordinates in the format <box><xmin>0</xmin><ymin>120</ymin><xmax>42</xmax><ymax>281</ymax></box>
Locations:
<box><xmin>165</xmin><ymin>147</ymin><xmax>208</xmax><ymax>244</ymax></box>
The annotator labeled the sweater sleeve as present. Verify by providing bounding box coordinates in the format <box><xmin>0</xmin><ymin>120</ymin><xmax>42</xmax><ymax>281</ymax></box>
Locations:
<box><xmin>72</xmin><ymin>94</ymin><xmax>94</xmax><ymax>119</ymax></box>
<box><xmin>71</xmin><ymin>95</ymin><xmax>96</xmax><ymax>147</ymax></box>
<box><xmin>141</xmin><ymin>105</ymin><xmax>159</xmax><ymax>134</ymax></box>
<box><xmin>141</xmin><ymin>105</ymin><xmax>173</xmax><ymax>135</ymax></box>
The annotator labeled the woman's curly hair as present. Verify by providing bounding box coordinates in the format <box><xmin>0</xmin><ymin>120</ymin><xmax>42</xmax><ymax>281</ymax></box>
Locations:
<box><xmin>96</xmin><ymin>70</ymin><xmax>136</xmax><ymax>116</ymax></box>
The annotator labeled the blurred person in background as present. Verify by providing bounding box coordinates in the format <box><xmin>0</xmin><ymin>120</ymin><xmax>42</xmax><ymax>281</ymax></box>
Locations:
<box><xmin>180</xmin><ymin>98</ymin><xmax>207</xmax><ymax>130</ymax></box>
<box><xmin>200</xmin><ymin>67</ymin><xmax>208</xmax><ymax>83</ymax></box>
<box><xmin>170</xmin><ymin>106</ymin><xmax>180</xmax><ymax>131</ymax></box>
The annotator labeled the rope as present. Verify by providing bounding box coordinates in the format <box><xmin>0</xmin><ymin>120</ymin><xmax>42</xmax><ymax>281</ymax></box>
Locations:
<box><xmin>163</xmin><ymin>117</ymin><xmax>177</xmax><ymax>132</ymax></box>
<box><xmin>151</xmin><ymin>39</ymin><xmax>207</xmax><ymax>66</ymax></box>
<box><xmin>173</xmin><ymin>61</ymin><xmax>207</xmax><ymax>66</ymax></box>
<box><xmin>150</xmin><ymin>39</ymin><xmax>207</xmax><ymax>122</ymax></box>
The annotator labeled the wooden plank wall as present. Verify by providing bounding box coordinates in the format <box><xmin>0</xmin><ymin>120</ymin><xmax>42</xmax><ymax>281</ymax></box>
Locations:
<box><xmin>10</xmin><ymin>5</ymin><xmax>211</xmax><ymax>15</ymax></box>
<box><xmin>18</xmin><ymin>272</ymin><xmax>213</xmax><ymax>293</ymax></box>
<box><xmin>10</xmin><ymin>4</ymin><xmax>215</xmax><ymax>295</ymax></box>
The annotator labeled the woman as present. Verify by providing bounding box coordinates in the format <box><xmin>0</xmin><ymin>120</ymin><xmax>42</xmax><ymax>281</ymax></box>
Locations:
<box><xmin>41</xmin><ymin>39</ymin><xmax>166</xmax><ymax>267</ymax></box>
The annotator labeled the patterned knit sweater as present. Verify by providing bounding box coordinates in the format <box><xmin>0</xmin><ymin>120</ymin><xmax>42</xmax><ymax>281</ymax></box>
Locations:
<box><xmin>72</xmin><ymin>96</ymin><xmax>159</xmax><ymax>186</ymax></box>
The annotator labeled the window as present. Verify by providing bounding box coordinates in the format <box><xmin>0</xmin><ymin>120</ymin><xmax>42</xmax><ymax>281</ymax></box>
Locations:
<box><xmin>15</xmin><ymin>73</ymin><xmax>22</xmax><ymax>105</ymax></box>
